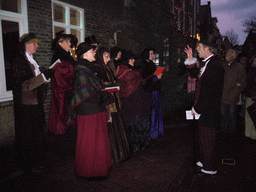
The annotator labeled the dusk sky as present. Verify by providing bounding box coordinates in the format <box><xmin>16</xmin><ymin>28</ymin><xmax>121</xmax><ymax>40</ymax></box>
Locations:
<box><xmin>201</xmin><ymin>0</ymin><xmax>256</xmax><ymax>45</ymax></box>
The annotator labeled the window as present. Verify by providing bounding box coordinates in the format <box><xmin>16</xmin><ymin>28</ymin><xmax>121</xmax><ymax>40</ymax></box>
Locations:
<box><xmin>52</xmin><ymin>0</ymin><xmax>84</xmax><ymax>47</ymax></box>
<box><xmin>0</xmin><ymin>0</ymin><xmax>28</xmax><ymax>102</ymax></box>
<box><xmin>154</xmin><ymin>53</ymin><xmax>160</xmax><ymax>66</ymax></box>
<box><xmin>0</xmin><ymin>0</ymin><xmax>21</xmax><ymax>13</ymax></box>
<box><xmin>162</xmin><ymin>38</ymin><xmax>170</xmax><ymax>66</ymax></box>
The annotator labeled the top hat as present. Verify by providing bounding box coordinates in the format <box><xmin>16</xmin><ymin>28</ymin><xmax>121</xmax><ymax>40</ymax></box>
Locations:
<box><xmin>110</xmin><ymin>46</ymin><xmax>122</xmax><ymax>59</ymax></box>
<box><xmin>140</xmin><ymin>46</ymin><xmax>156</xmax><ymax>60</ymax></box>
<box><xmin>121</xmin><ymin>50</ymin><xmax>135</xmax><ymax>61</ymax></box>
<box><xmin>84</xmin><ymin>35</ymin><xmax>99</xmax><ymax>45</ymax></box>
<box><xmin>199</xmin><ymin>33</ymin><xmax>217</xmax><ymax>48</ymax></box>
<box><xmin>76</xmin><ymin>42</ymin><xmax>96</xmax><ymax>58</ymax></box>
<box><xmin>51</xmin><ymin>30</ymin><xmax>72</xmax><ymax>50</ymax></box>
<box><xmin>20</xmin><ymin>33</ymin><xmax>41</xmax><ymax>44</ymax></box>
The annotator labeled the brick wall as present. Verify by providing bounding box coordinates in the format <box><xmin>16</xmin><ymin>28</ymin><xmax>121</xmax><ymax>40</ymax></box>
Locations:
<box><xmin>0</xmin><ymin>101</ymin><xmax>15</xmax><ymax>146</ymax></box>
<box><xmin>27</xmin><ymin>0</ymin><xmax>53</xmax><ymax>126</ymax></box>
<box><xmin>0</xmin><ymin>0</ymin><xmax>135</xmax><ymax>146</ymax></box>
<box><xmin>33</xmin><ymin>0</ymin><xmax>126</xmax><ymax>127</ymax></box>
<box><xmin>61</xmin><ymin>0</ymin><xmax>125</xmax><ymax>47</ymax></box>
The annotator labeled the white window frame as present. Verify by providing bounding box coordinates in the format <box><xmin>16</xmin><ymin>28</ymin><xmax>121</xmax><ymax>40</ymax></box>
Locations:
<box><xmin>52</xmin><ymin>0</ymin><xmax>84</xmax><ymax>42</ymax></box>
<box><xmin>0</xmin><ymin>0</ymin><xmax>28</xmax><ymax>102</ymax></box>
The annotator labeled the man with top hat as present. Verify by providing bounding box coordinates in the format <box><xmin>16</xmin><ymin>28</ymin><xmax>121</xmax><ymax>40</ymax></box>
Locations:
<box><xmin>84</xmin><ymin>35</ymin><xmax>99</xmax><ymax>50</ymax></box>
<box><xmin>184</xmin><ymin>33</ymin><xmax>224</xmax><ymax>176</ymax></box>
<box><xmin>11</xmin><ymin>33</ymin><xmax>54</xmax><ymax>173</ymax></box>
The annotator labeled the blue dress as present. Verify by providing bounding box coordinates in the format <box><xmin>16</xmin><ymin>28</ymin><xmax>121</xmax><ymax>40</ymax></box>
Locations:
<box><xmin>150</xmin><ymin>76</ymin><xmax>164</xmax><ymax>138</ymax></box>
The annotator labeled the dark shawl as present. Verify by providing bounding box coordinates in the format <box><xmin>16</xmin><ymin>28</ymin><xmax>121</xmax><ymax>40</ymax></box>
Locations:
<box><xmin>67</xmin><ymin>59</ymin><xmax>104</xmax><ymax>125</ymax></box>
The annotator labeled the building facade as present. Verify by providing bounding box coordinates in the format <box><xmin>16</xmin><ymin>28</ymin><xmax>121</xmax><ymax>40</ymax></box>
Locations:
<box><xmin>0</xmin><ymin>0</ymin><xmax>208</xmax><ymax>146</ymax></box>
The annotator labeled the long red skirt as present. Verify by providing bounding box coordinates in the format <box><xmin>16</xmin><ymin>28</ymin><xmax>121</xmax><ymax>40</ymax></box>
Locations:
<box><xmin>75</xmin><ymin>111</ymin><xmax>112</xmax><ymax>177</ymax></box>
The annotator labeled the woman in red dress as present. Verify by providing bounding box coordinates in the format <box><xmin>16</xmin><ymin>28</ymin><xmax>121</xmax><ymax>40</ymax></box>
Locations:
<box><xmin>68</xmin><ymin>42</ymin><xmax>112</xmax><ymax>178</ymax></box>
<box><xmin>48</xmin><ymin>31</ymin><xmax>76</xmax><ymax>157</ymax></box>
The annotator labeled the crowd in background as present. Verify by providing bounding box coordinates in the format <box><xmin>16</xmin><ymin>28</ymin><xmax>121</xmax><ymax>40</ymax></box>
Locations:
<box><xmin>185</xmin><ymin>43</ymin><xmax>256</xmax><ymax>140</ymax></box>
<box><xmin>184</xmin><ymin>33</ymin><xmax>256</xmax><ymax>177</ymax></box>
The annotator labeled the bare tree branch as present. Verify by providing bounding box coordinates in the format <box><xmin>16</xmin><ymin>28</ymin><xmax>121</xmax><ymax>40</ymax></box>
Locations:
<box><xmin>243</xmin><ymin>16</ymin><xmax>256</xmax><ymax>33</ymax></box>
<box><xmin>224</xmin><ymin>29</ymin><xmax>239</xmax><ymax>46</ymax></box>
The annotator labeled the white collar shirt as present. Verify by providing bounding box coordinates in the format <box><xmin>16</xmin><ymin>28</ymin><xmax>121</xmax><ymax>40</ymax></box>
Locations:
<box><xmin>25</xmin><ymin>52</ymin><xmax>41</xmax><ymax>76</ymax></box>
<box><xmin>25</xmin><ymin>52</ymin><xmax>49</xmax><ymax>82</ymax></box>
<box><xmin>199</xmin><ymin>54</ymin><xmax>214</xmax><ymax>77</ymax></box>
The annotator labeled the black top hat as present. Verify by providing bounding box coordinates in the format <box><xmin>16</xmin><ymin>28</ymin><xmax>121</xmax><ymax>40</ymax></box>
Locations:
<box><xmin>110</xmin><ymin>46</ymin><xmax>122</xmax><ymax>59</ymax></box>
<box><xmin>140</xmin><ymin>46</ymin><xmax>156</xmax><ymax>60</ymax></box>
<box><xmin>199</xmin><ymin>33</ymin><xmax>217</xmax><ymax>48</ymax></box>
<box><xmin>84</xmin><ymin>35</ymin><xmax>99</xmax><ymax>45</ymax></box>
<box><xmin>76</xmin><ymin>42</ymin><xmax>96</xmax><ymax>58</ymax></box>
<box><xmin>51</xmin><ymin>30</ymin><xmax>71</xmax><ymax>50</ymax></box>
<box><xmin>121</xmin><ymin>50</ymin><xmax>135</xmax><ymax>61</ymax></box>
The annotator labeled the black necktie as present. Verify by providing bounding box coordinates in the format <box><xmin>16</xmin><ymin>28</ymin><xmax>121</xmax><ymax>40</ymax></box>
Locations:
<box><xmin>201</xmin><ymin>61</ymin><xmax>206</xmax><ymax>67</ymax></box>
<box><xmin>201</xmin><ymin>58</ymin><xmax>211</xmax><ymax>67</ymax></box>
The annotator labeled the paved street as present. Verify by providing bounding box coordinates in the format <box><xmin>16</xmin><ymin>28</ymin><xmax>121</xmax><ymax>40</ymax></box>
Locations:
<box><xmin>1</xmin><ymin>117</ymin><xmax>256</xmax><ymax>192</ymax></box>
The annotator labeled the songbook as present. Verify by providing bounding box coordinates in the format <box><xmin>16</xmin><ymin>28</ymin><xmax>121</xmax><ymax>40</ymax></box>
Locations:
<box><xmin>154</xmin><ymin>67</ymin><xmax>167</xmax><ymax>76</ymax></box>
<box><xmin>186</xmin><ymin>110</ymin><xmax>200</xmax><ymax>120</ymax></box>
<box><xmin>49</xmin><ymin>59</ymin><xmax>61</xmax><ymax>70</ymax></box>
<box><xmin>117</xmin><ymin>70</ymin><xmax>130</xmax><ymax>79</ymax></box>
<box><xmin>116</xmin><ymin>66</ymin><xmax>120</xmax><ymax>74</ymax></box>
<box><xmin>102</xmin><ymin>86</ymin><xmax>120</xmax><ymax>93</ymax></box>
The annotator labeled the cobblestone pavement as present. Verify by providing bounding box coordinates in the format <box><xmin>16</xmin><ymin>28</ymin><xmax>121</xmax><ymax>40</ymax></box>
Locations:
<box><xmin>1</xmin><ymin>119</ymin><xmax>256</xmax><ymax>192</ymax></box>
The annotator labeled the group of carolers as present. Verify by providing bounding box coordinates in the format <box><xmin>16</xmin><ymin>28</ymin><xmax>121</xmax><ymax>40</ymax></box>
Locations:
<box><xmin>12</xmin><ymin>32</ymin><xmax>164</xmax><ymax>178</ymax></box>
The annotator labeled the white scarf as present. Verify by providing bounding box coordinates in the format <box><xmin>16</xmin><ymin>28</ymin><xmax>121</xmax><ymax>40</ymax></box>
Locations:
<box><xmin>26</xmin><ymin>52</ymin><xmax>41</xmax><ymax>76</ymax></box>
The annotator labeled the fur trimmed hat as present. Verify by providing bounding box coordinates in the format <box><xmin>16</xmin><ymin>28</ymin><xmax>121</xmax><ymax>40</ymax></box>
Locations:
<box><xmin>76</xmin><ymin>42</ymin><xmax>96</xmax><ymax>58</ymax></box>
<box><xmin>20</xmin><ymin>33</ymin><xmax>41</xmax><ymax>44</ymax></box>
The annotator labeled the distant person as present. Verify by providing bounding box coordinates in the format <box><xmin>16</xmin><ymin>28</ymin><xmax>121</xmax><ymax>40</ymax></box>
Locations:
<box><xmin>68</xmin><ymin>42</ymin><xmax>113</xmax><ymax>178</ymax></box>
<box><xmin>12</xmin><ymin>33</ymin><xmax>54</xmax><ymax>173</ymax></box>
<box><xmin>108</xmin><ymin>46</ymin><xmax>122</xmax><ymax>74</ymax></box>
<box><xmin>237</xmin><ymin>52</ymin><xmax>248</xmax><ymax>69</ymax></box>
<box><xmin>184</xmin><ymin>33</ymin><xmax>224</xmax><ymax>176</ymax></box>
<box><xmin>220</xmin><ymin>49</ymin><xmax>246</xmax><ymax>134</ymax></box>
<box><xmin>184</xmin><ymin>49</ymin><xmax>201</xmax><ymax>93</ymax></box>
<box><xmin>236</xmin><ymin>52</ymin><xmax>249</xmax><ymax>119</ymax></box>
<box><xmin>244</xmin><ymin>54</ymin><xmax>256</xmax><ymax>140</ymax></box>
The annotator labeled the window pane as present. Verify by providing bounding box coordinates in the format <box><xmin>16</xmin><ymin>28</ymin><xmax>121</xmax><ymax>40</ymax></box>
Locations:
<box><xmin>70</xmin><ymin>29</ymin><xmax>80</xmax><ymax>60</ymax></box>
<box><xmin>70</xmin><ymin>8</ymin><xmax>80</xmax><ymax>26</ymax></box>
<box><xmin>53</xmin><ymin>3</ymin><xmax>65</xmax><ymax>23</ymax></box>
<box><xmin>71</xmin><ymin>29</ymin><xmax>80</xmax><ymax>44</ymax></box>
<box><xmin>54</xmin><ymin>26</ymin><xmax>65</xmax><ymax>38</ymax></box>
<box><xmin>0</xmin><ymin>0</ymin><xmax>21</xmax><ymax>13</ymax></box>
<box><xmin>2</xmin><ymin>20</ymin><xmax>19</xmax><ymax>90</ymax></box>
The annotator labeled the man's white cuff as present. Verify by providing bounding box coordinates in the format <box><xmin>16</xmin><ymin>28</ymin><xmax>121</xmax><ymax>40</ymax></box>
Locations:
<box><xmin>184</xmin><ymin>57</ymin><xmax>197</xmax><ymax>65</ymax></box>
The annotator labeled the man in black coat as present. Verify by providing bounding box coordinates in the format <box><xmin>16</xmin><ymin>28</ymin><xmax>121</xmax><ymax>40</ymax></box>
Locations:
<box><xmin>12</xmin><ymin>33</ymin><xmax>54</xmax><ymax>173</ymax></box>
<box><xmin>185</xmin><ymin>33</ymin><xmax>224</xmax><ymax>176</ymax></box>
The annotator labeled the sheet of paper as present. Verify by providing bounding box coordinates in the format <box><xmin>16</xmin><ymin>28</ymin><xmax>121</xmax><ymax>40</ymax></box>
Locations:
<box><xmin>102</xmin><ymin>86</ymin><xmax>120</xmax><ymax>92</ymax></box>
<box><xmin>186</xmin><ymin>110</ymin><xmax>200</xmax><ymax>120</ymax></box>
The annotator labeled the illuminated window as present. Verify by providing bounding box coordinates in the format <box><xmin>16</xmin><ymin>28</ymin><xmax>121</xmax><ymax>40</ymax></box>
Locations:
<box><xmin>52</xmin><ymin>0</ymin><xmax>84</xmax><ymax>46</ymax></box>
